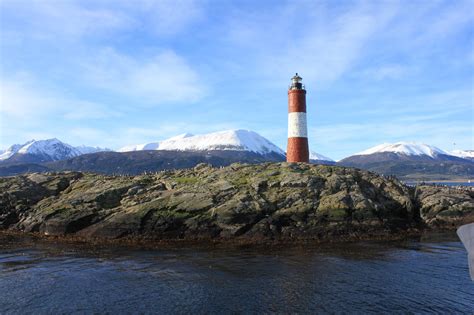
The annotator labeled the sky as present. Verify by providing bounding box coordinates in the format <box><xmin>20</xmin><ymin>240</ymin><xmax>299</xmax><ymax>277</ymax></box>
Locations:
<box><xmin>0</xmin><ymin>0</ymin><xmax>473</xmax><ymax>160</ymax></box>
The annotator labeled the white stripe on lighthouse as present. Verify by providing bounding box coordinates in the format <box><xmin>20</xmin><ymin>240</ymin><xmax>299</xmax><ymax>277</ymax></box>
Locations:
<box><xmin>288</xmin><ymin>112</ymin><xmax>307</xmax><ymax>138</ymax></box>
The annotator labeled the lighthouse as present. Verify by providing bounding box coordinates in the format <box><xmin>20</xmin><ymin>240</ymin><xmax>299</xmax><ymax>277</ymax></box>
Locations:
<box><xmin>286</xmin><ymin>73</ymin><xmax>309</xmax><ymax>163</ymax></box>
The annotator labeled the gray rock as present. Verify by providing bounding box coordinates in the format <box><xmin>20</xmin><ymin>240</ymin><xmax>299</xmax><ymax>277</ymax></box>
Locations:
<box><xmin>0</xmin><ymin>163</ymin><xmax>472</xmax><ymax>242</ymax></box>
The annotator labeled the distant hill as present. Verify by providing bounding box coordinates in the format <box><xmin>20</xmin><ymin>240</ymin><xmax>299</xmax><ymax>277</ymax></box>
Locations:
<box><xmin>450</xmin><ymin>149</ymin><xmax>474</xmax><ymax>161</ymax></box>
<box><xmin>0</xmin><ymin>163</ymin><xmax>51</xmax><ymax>176</ymax></box>
<box><xmin>338</xmin><ymin>142</ymin><xmax>474</xmax><ymax>180</ymax></box>
<box><xmin>0</xmin><ymin>150</ymin><xmax>288</xmax><ymax>176</ymax></box>
<box><xmin>0</xmin><ymin>150</ymin><xmax>338</xmax><ymax>177</ymax></box>
<box><xmin>118</xmin><ymin>129</ymin><xmax>285</xmax><ymax>154</ymax></box>
<box><xmin>310</xmin><ymin>151</ymin><xmax>335</xmax><ymax>164</ymax></box>
<box><xmin>0</xmin><ymin>138</ymin><xmax>109</xmax><ymax>163</ymax></box>
<box><xmin>2</xmin><ymin>135</ymin><xmax>471</xmax><ymax>180</ymax></box>
<box><xmin>0</xmin><ymin>130</ymin><xmax>336</xmax><ymax>176</ymax></box>
<box><xmin>49</xmin><ymin>150</ymin><xmax>288</xmax><ymax>174</ymax></box>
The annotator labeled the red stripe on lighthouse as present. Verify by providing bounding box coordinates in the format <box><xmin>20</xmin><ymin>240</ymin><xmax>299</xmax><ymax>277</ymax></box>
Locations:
<box><xmin>288</xmin><ymin>90</ymin><xmax>306</xmax><ymax>112</ymax></box>
<box><xmin>287</xmin><ymin>137</ymin><xmax>309</xmax><ymax>162</ymax></box>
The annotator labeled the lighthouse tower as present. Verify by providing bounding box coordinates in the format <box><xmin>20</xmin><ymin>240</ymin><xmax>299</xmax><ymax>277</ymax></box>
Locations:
<box><xmin>287</xmin><ymin>73</ymin><xmax>309</xmax><ymax>163</ymax></box>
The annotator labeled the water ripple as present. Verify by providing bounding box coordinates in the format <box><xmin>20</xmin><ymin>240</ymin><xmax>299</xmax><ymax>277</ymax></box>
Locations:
<box><xmin>0</xmin><ymin>233</ymin><xmax>472</xmax><ymax>314</ymax></box>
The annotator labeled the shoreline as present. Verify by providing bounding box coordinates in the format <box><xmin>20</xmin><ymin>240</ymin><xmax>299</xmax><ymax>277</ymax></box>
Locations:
<box><xmin>0</xmin><ymin>227</ymin><xmax>459</xmax><ymax>250</ymax></box>
<box><xmin>1</xmin><ymin>164</ymin><xmax>471</xmax><ymax>248</ymax></box>
<box><xmin>402</xmin><ymin>178</ymin><xmax>473</xmax><ymax>184</ymax></box>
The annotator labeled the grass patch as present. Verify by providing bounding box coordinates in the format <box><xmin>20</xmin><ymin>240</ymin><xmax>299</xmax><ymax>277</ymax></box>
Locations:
<box><xmin>231</xmin><ymin>176</ymin><xmax>249</xmax><ymax>187</ymax></box>
<box><xmin>172</xmin><ymin>177</ymin><xmax>199</xmax><ymax>185</ymax></box>
<box><xmin>160</xmin><ymin>210</ymin><xmax>192</xmax><ymax>219</ymax></box>
<box><xmin>318</xmin><ymin>208</ymin><xmax>348</xmax><ymax>220</ymax></box>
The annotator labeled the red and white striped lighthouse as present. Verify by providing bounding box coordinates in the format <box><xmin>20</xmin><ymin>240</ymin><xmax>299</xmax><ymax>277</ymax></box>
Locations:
<box><xmin>287</xmin><ymin>73</ymin><xmax>309</xmax><ymax>163</ymax></box>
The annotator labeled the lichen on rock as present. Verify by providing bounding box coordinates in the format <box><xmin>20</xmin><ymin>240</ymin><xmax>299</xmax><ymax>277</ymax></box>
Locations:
<box><xmin>0</xmin><ymin>163</ymin><xmax>472</xmax><ymax>242</ymax></box>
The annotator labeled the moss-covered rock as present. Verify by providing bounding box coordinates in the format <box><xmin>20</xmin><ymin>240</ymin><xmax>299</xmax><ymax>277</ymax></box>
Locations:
<box><xmin>0</xmin><ymin>163</ymin><xmax>472</xmax><ymax>241</ymax></box>
<box><xmin>416</xmin><ymin>185</ymin><xmax>474</xmax><ymax>228</ymax></box>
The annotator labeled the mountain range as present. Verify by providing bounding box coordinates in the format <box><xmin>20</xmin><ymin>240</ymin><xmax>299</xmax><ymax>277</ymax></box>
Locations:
<box><xmin>0</xmin><ymin>138</ymin><xmax>109</xmax><ymax>163</ymax></box>
<box><xmin>118</xmin><ymin>130</ymin><xmax>286</xmax><ymax>155</ymax></box>
<box><xmin>0</xmin><ymin>130</ymin><xmax>472</xmax><ymax>179</ymax></box>
<box><xmin>338</xmin><ymin>142</ymin><xmax>473</xmax><ymax>180</ymax></box>
<box><xmin>451</xmin><ymin>149</ymin><xmax>474</xmax><ymax>161</ymax></box>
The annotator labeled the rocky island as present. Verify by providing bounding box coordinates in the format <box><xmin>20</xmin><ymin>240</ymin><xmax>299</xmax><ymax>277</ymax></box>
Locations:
<box><xmin>0</xmin><ymin>163</ymin><xmax>472</xmax><ymax>243</ymax></box>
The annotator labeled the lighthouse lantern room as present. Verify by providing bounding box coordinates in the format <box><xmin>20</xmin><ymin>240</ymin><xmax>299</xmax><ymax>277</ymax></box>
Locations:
<box><xmin>289</xmin><ymin>73</ymin><xmax>304</xmax><ymax>90</ymax></box>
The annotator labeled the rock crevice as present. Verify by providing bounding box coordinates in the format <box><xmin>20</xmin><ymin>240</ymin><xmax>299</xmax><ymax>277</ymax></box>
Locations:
<box><xmin>0</xmin><ymin>163</ymin><xmax>472</xmax><ymax>241</ymax></box>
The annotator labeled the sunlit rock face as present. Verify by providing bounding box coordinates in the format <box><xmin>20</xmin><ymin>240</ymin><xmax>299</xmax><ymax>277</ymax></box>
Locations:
<box><xmin>0</xmin><ymin>163</ymin><xmax>472</xmax><ymax>242</ymax></box>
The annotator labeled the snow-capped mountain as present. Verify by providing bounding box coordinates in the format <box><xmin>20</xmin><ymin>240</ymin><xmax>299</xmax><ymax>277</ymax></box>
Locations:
<box><xmin>16</xmin><ymin>138</ymin><xmax>81</xmax><ymax>160</ymax></box>
<box><xmin>309</xmin><ymin>151</ymin><xmax>334</xmax><ymax>162</ymax></box>
<box><xmin>75</xmin><ymin>145</ymin><xmax>111</xmax><ymax>155</ymax></box>
<box><xmin>0</xmin><ymin>135</ymin><xmax>470</xmax><ymax>178</ymax></box>
<box><xmin>2</xmin><ymin>130</ymin><xmax>338</xmax><ymax>170</ymax></box>
<box><xmin>450</xmin><ymin>149</ymin><xmax>474</xmax><ymax>160</ymax></box>
<box><xmin>338</xmin><ymin>141</ymin><xmax>473</xmax><ymax>179</ymax></box>
<box><xmin>118</xmin><ymin>133</ymin><xmax>193</xmax><ymax>152</ymax></box>
<box><xmin>0</xmin><ymin>141</ymin><xmax>34</xmax><ymax>161</ymax></box>
<box><xmin>119</xmin><ymin>130</ymin><xmax>285</xmax><ymax>155</ymax></box>
<box><xmin>0</xmin><ymin>139</ymin><xmax>109</xmax><ymax>163</ymax></box>
<box><xmin>354</xmin><ymin>142</ymin><xmax>448</xmax><ymax>158</ymax></box>
<box><xmin>340</xmin><ymin>142</ymin><xmax>464</xmax><ymax>165</ymax></box>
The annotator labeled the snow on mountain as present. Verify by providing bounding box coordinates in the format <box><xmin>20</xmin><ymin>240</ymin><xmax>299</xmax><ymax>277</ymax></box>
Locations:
<box><xmin>118</xmin><ymin>143</ymin><xmax>150</xmax><ymax>152</ymax></box>
<box><xmin>355</xmin><ymin>142</ymin><xmax>448</xmax><ymax>158</ymax></box>
<box><xmin>309</xmin><ymin>151</ymin><xmax>334</xmax><ymax>161</ymax></box>
<box><xmin>119</xmin><ymin>133</ymin><xmax>194</xmax><ymax>152</ymax></box>
<box><xmin>0</xmin><ymin>139</ymin><xmax>111</xmax><ymax>162</ymax></box>
<box><xmin>166</xmin><ymin>133</ymin><xmax>194</xmax><ymax>140</ymax></box>
<box><xmin>16</xmin><ymin>138</ymin><xmax>82</xmax><ymax>161</ymax></box>
<box><xmin>450</xmin><ymin>149</ymin><xmax>474</xmax><ymax>159</ymax></box>
<box><xmin>0</xmin><ymin>141</ymin><xmax>34</xmax><ymax>160</ymax></box>
<box><xmin>75</xmin><ymin>145</ymin><xmax>111</xmax><ymax>155</ymax></box>
<box><xmin>119</xmin><ymin>130</ymin><xmax>285</xmax><ymax>155</ymax></box>
<box><xmin>158</xmin><ymin>130</ymin><xmax>284</xmax><ymax>154</ymax></box>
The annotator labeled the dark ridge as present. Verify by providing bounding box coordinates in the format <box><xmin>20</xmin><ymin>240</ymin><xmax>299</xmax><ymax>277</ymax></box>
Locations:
<box><xmin>0</xmin><ymin>163</ymin><xmax>52</xmax><ymax>176</ymax></box>
<box><xmin>0</xmin><ymin>149</ymin><xmax>470</xmax><ymax>179</ymax></box>
<box><xmin>337</xmin><ymin>152</ymin><xmax>474</xmax><ymax>180</ymax></box>
<box><xmin>0</xmin><ymin>150</ymin><xmax>286</xmax><ymax>176</ymax></box>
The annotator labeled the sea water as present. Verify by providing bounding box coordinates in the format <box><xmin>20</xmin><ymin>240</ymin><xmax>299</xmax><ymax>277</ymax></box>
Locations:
<box><xmin>0</xmin><ymin>233</ymin><xmax>472</xmax><ymax>313</ymax></box>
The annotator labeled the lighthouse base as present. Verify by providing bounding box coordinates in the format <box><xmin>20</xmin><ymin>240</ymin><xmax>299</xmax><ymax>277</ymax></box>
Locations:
<box><xmin>286</xmin><ymin>137</ymin><xmax>309</xmax><ymax>163</ymax></box>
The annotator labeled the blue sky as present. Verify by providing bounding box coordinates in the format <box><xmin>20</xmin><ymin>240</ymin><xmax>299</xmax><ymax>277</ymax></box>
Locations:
<box><xmin>0</xmin><ymin>0</ymin><xmax>472</xmax><ymax>160</ymax></box>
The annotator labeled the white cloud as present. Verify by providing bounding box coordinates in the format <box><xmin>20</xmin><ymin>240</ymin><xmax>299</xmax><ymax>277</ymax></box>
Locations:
<box><xmin>122</xmin><ymin>0</ymin><xmax>204</xmax><ymax>36</ymax></box>
<box><xmin>422</xmin><ymin>1</ymin><xmax>473</xmax><ymax>39</ymax></box>
<box><xmin>309</xmin><ymin>86</ymin><xmax>473</xmax><ymax>159</ymax></box>
<box><xmin>1</xmin><ymin>0</ymin><xmax>472</xmax><ymax>157</ymax></box>
<box><xmin>0</xmin><ymin>77</ymin><xmax>58</xmax><ymax>116</ymax></box>
<box><xmin>0</xmin><ymin>0</ymin><xmax>132</xmax><ymax>41</ymax></box>
<box><xmin>82</xmin><ymin>48</ymin><xmax>207</xmax><ymax>104</ymax></box>
<box><xmin>0</xmin><ymin>75</ymin><xmax>119</xmax><ymax>120</ymax></box>
<box><xmin>69</xmin><ymin>127</ymin><xmax>110</xmax><ymax>142</ymax></box>
<box><xmin>368</xmin><ymin>1</ymin><xmax>474</xmax><ymax>56</ymax></box>
<box><xmin>223</xmin><ymin>2</ymin><xmax>400</xmax><ymax>87</ymax></box>
<box><xmin>63</xmin><ymin>101</ymin><xmax>121</xmax><ymax>120</ymax></box>
<box><xmin>0</xmin><ymin>0</ymin><xmax>204</xmax><ymax>42</ymax></box>
<box><xmin>360</xmin><ymin>64</ymin><xmax>411</xmax><ymax>80</ymax></box>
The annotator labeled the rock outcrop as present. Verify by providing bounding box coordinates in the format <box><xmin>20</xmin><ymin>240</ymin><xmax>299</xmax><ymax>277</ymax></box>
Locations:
<box><xmin>415</xmin><ymin>185</ymin><xmax>474</xmax><ymax>228</ymax></box>
<box><xmin>0</xmin><ymin>163</ymin><xmax>472</xmax><ymax>242</ymax></box>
